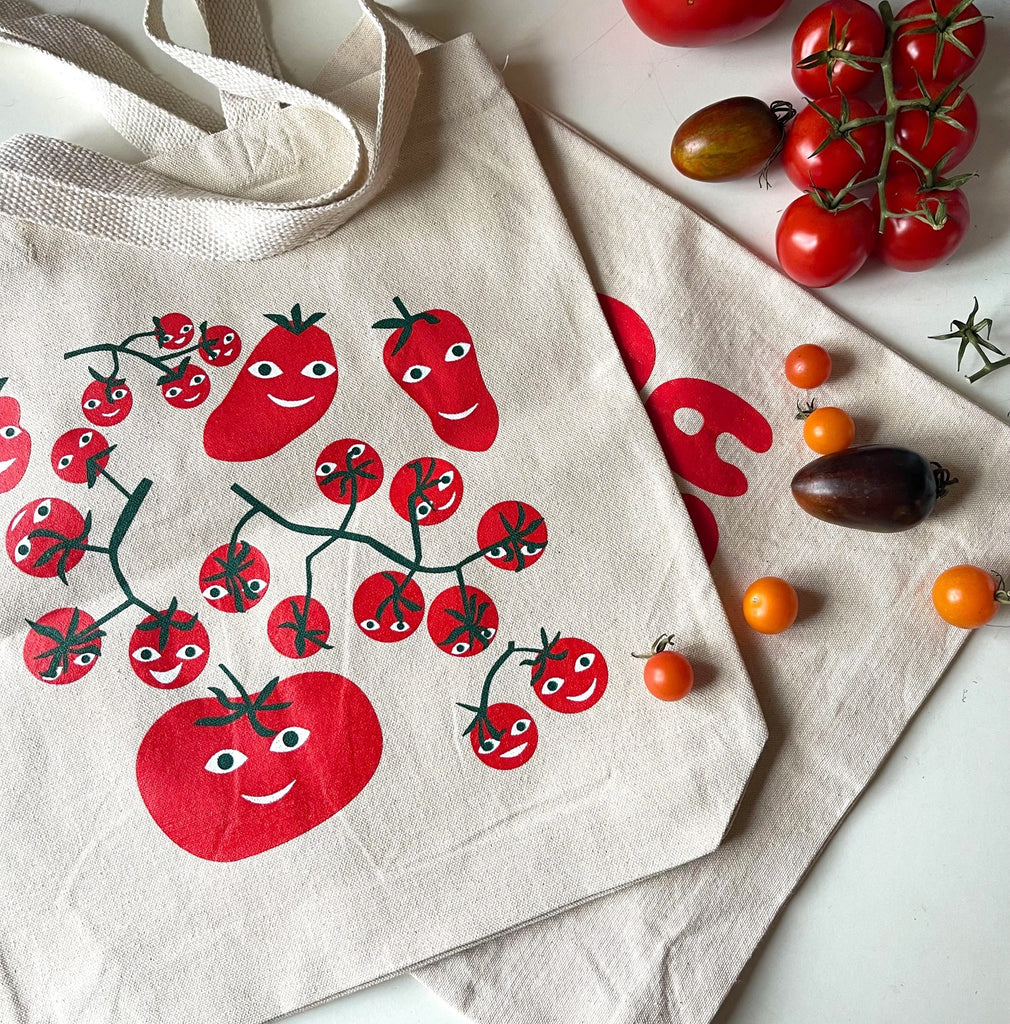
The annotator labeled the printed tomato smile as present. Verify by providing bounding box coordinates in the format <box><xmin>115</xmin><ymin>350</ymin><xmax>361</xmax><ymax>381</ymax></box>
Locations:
<box><xmin>269</xmin><ymin>394</ymin><xmax>315</xmax><ymax>408</ymax></box>
<box><xmin>439</xmin><ymin>402</ymin><xmax>479</xmax><ymax>420</ymax></box>
<box><xmin>242</xmin><ymin>779</ymin><xmax>296</xmax><ymax>804</ymax></box>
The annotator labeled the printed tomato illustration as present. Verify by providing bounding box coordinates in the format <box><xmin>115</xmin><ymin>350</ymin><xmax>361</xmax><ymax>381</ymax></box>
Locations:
<box><xmin>477</xmin><ymin>501</ymin><xmax>547</xmax><ymax>571</ymax></box>
<box><xmin>428</xmin><ymin>584</ymin><xmax>498</xmax><ymax>657</ymax></box>
<box><xmin>0</xmin><ymin>383</ymin><xmax>31</xmax><ymax>493</ymax></box>
<box><xmin>353</xmin><ymin>571</ymin><xmax>425</xmax><ymax>642</ymax></box>
<box><xmin>136</xmin><ymin>668</ymin><xmax>383</xmax><ymax>861</ymax></box>
<box><xmin>199</xmin><ymin>324</ymin><xmax>242</xmax><ymax>367</ymax></box>
<box><xmin>129</xmin><ymin>604</ymin><xmax>210</xmax><ymax>688</ymax></box>
<box><xmin>469</xmin><ymin>703</ymin><xmax>537</xmax><ymax>770</ymax></box>
<box><xmin>373</xmin><ymin>297</ymin><xmax>499</xmax><ymax>452</ymax></box>
<box><xmin>267</xmin><ymin>596</ymin><xmax>332</xmax><ymax>659</ymax></box>
<box><xmin>23</xmin><ymin>607</ymin><xmax>103</xmax><ymax>683</ymax></box>
<box><xmin>7</xmin><ymin>497</ymin><xmax>88</xmax><ymax>581</ymax></box>
<box><xmin>204</xmin><ymin>305</ymin><xmax>337</xmax><ymax>462</ymax></box>
<box><xmin>51</xmin><ymin>428</ymin><xmax>112</xmax><ymax>485</ymax></box>
<box><xmin>315</xmin><ymin>440</ymin><xmax>383</xmax><ymax>504</ymax></box>
<box><xmin>529</xmin><ymin>636</ymin><xmax>608</xmax><ymax>714</ymax></box>
<box><xmin>199</xmin><ymin>541</ymin><xmax>270</xmax><ymax>613</ymax></box>
<box><xmin>82</xmin><ymin>376</ymin><xmax>132</xmax><ymax>426</ymax></box>
<box><xmin>155</xmin><ymin>312</ymin><xmax>196</xmax><ymax>349</ymax></box>
<box><xmin>160</xmin><ymin>360</ymin><xmax>211</xmax><ymax>409</ymax></box>
<box><xmin>597</xmin><ymin>293</ymin><xmax>657</xmax><ymax>391</ymax></box>
<box><xmin>389</xmin><ymin>457</ymin><xmax>463</xmax><ymax>526</ymax></box>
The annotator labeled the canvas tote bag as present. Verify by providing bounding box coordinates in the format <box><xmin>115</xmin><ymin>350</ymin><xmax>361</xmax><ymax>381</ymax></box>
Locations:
<box><xmin>0</xmin><ymin>2</ymin><xmax>768</xmax><ymax>1022</ymax></box>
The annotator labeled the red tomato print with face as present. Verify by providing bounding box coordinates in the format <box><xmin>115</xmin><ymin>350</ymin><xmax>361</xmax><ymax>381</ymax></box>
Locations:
<box><xmin>7</xmin><ymin>497</ymin><xmax>87</xmax><ymax>580</ymax></box>
<box><xmin>530</xmin><ymin>637</ymin><xmax>608</xmax><ymax>714</ymax></box>
<box><xmin>0</xmin><ymin>386</ymin><xmax>31</xmax><ymax>493</ymax></box>
<box><xmin>597</xmin><ymin>294</ymin><xmax>657</xmax><ymax>391</ymax></box>
<box><xmin>23</xmin><ymin>607</ymin><xmax>103</xmax><ymax>683</ymax></box>
<box><xmin>389</xmin><ymin>458</ymin><xmax>463</xmax><ymax>526</ymax></box>
<box><xmin>428</xmin><ymin>585</ymin><xmax>498</xmax><ymax>657</ymax></box>
<box><xmin>470</xmin><ymin>703</ymin><xmax>537</xmax><ymax>770</ymax></box>
<box><xmin>199</xmin><ymin>324</ymin><xmax>242</xmax><ymax>367</ymax></box>
<box><xmin>136</xmin><ymin>669</ymin><xmax>383</xmax><ymax>861</ymax></box>
<box><xmin>477</xmin><ymin>501</ymin><xmax>548</xmax><ymax>572</ymax></box>
<box><xmin>354</xmin><ymin>571</ymin><xmax>425</xmax><ymax>642</ymax></box>
<box><xmin>51</xmin><ymin>428</ymin><xmax>112</xmax><ymax>485</ymax></box>
<box><xmin>315</xmin><ymin>440</ymin><xmax>383</xmax><ymax>504</ymax></box>
<box><xmin>199</xmin><ymin>542</ymin><xmax>270</xmax><ymax>613</ymax></box>
<box><xmin>373</xmin><ymin>297</ymin><xmax>499</xmax><ymax>452</ymax></box>
<box><xmin>267</xmin><ymin>596</ymin><xmax>332</xmax><ymax>659</ymax></box>
<box><xmin>129</xmin><ymin>607</ymin><xmax>210</xmax><ymax>688</ymax></box>
<box><xmin>204</xmin><ymin>305</ymin><xmax>337</xmax><ymax>462</ymax></box>
<box><xmin>155</xmin><ymin>312</ymin><xmax>196</xmax><ymax>350</ymax></box>
<box><xmin>161</xmin><ymin>361</ymin><xmax>211</xmax><ymax>409</ymax></box>
<box><xmin>82</xmin><ymin>377</ymin><xmax>132</xmax><ymax>426</ymax></box>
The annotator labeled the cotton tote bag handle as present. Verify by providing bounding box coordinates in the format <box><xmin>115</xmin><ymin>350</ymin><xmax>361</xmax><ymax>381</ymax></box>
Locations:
<box><xmin>0</xmin><ymin>0</ymin><xmax>420</xmax><ymax>260</ymax></box>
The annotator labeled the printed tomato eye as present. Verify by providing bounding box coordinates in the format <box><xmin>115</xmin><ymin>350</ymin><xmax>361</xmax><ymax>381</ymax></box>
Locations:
<box><xmin>575</xmin><ymin>652</ymin><xmax>595</xmax><ymax>671</ymax></box>
<box><xmin>488</xmin><ymin>546</ymin><xmax>509</xmax><ymax>560</ymax></box>
<box><xmin>14</xmin><ymin>539</ymin><xmax>31</xmax><ymax>561</ymax></box>
<box><xmin>247</xmin><ymin>579</ymin><xmax>266</xmax><ymax>593</ymax></box>
<box><xmin>543</xmin><ymin>677</ymin><xmax>564</xmax><ymax>694</ymax></box>
<box><xmin>223</xmin><ymin>333</ymin><xmax>235</xmax><ymax>343</ymax></box>
<box><xmin>73</xmin><ymin>652</ymin><xmax>97</xmax><ymax>666</ymax></box>
<box><xmin>41</xmin><ymin>664</ymin><xmax>63</xmax><ymax>680</ymax></box>
<box><xmin>437</xmin><ymin>472</ymin><xmax>455</xmax><ymax>490</ymax></box>
<box><xmin>179</xmin><ymin>324</ymin><xmax>194</xmax><ymax>335</ymax></box>
<box><xmin>249</xmin><ymin>361</ymin><xmax>283</xmax><ymax>379</ymax></box>
<box><xmin>451</xmin><ymin>641</ymin><xmax>471</xmax><ymax>655</ymax></box>
<box><xmin>520</xmin><ymin>544</ymin><xmax>541</xmax><ymax>557</ymax></box>
<box><xmin>348</xmin><ymin>443</ymin><xmax>365</xmax><ymax>459</ymax></box>
<box><xmin>445</xmin><ymin>342</ymin><xmax>471</xmax><ymax>362</ymax></box>
<box><xmin>33</xmin><ymin>502</ymin><xmax>51</xmax><ymax>523</ymax></box>
<box><xmin>78</xmin><ymin>432</ymin><xmax>93</xmax><ymax>447</ymax></box>
<box><xmin>191</xmin><ymin>374</ymin><xmax>206</xmax><ymax>386</ymax></box>
<box><xmin>301</xmin><ymin>361</ymin><xmax>336</xmax><ymax>379</ymax></box>
<box><xmin>83</xmin><ymin>400</ymin><xmax>101</xmax><ymax>410</ymax></box>
<box><xmin>177</xmin><ymin>644</ymin><xmax>204</xmax><ymax>661</ymax></box>
<box><xmin>2</xmin><ymin>425</ymin><xmax>21</xmax><ymax>438</ymax></box>
<box><xmin>511</xmin><ymin>718</ymin><xmax>531</xmax><ymax>736</ymax></box>
<box><xmin>316</xmin><ymin>462</ymin><xmax>337</xmax><ymax>477</ymax></box>
<box><xmin>269</xmin><ymin>727</ymin><xmax>310</xmax><ymax>753</ymax></box>
<box><xmin>166</xmin><ymin>387</ymin><xmax>182</xmax><ymax>398</ymax></box>
<box><xmin>111</xmin><ymin>389</ymin><xmax>127</xmax><ymax>401</ymax></box>
<box><xmin>390</xmin><ymin>620</ymin><xmax>411</xmax><ymax>633</ymax></box>
<box><xmin>202</xmin><ymin>585</ymin><xmax>229</xmax><ymax>601</ymax></box>
<box><xmin>360</xmin><ymin>619</ymin><xmax>380</xmax><ymax>632</ymax></box>
<box><xmin>132</xmin><ymin>646</ymin><xmax>160</xmax><ymax>663</ymax></box>
<box><xmin>204</xmin><ymin>749</ymin><xmax>247</xmax><ymax>774</ymax></box>
<box><xmin>402</xmin><ymin>365</ymin><xmax>431</xmax><ymax>383</ymax></box>
<box><xmin>415</xmin><ymin>501</ymin><xmax>432</xmax><ymax>519</ymax></box>
<box><xmin>482</xmin><ymin>627</ymin><xmax>496</xmax><ymax>640</ymax></box>
<box><xmin>57</xmin><ymin>455</ymin><xmax>73</xmax><ymax>469</ymax></box>
<box><xmin>479</xmin><ymin>737</ymin><xmax>500</xmax><ymax>754</ymax></box>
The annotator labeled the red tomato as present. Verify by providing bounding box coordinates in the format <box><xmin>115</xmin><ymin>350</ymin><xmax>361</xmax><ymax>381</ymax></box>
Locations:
<box><xmin>136</xmin><ymin>669</ymin><xmax>383</xmax><ymax>861</ymax></box>
<box><xmin>892</xmin><ymin>0</ymin><xmax>986</xmax><ymax>88</ymax></box>
<box><xmin>204</xmin><ymin>306</ymin><xmax>337</xmax><ymax>462</ymax></box>
<box><xmin>0</xmin><ymin>391</ymin><xmax>31</xmax><ymax>494</ymax></box>
<box><xmin>892</xmin><ymin>83</ymin><xmax>978</xmax><ymax>173</ymax></box>
<box><xmin>875</xmin><ymin>172</ymin><xmax>970</xmax><ymax>271</ymax></box>
<box><xmin>23</xmin><ymin>607</ymin><xmax>103</xmax><ymax>683</ymax></box>
<box><xmin>155</xmin><ymin>312</ymin><xmax>196</xmax><ymax>350</ymax></box>
<box><xmin>530</xmin><ymin>636</ymin><xmax>608</xmax><ymax>713</ymax></box>
<box><xmin>374</xmin><ymin>298</ymin><xmax>499</xmax><ymax>452</ymax></box>
<box><xmin>82</xmin><ymin>377</ymin><xmax>132</xmax><ymax>426</ymax></box>
<box><xmin>477</xmin><ymin>500</ymin><xmax>548</xmax><ymax>572</ymax></box>
<box><xmin>469</xmin><ymin>702</ymin><xmax>537</xmax><ymax>770</ymax></box>
<box><xmin>597</xmin><ymin>293</ymin><xmax>656</xmax><ymax>391</ymax></box>
<box><xmin>782</xmin><ymin>95</ymin><xmax>884</xmax><ymax>192</ymax></box>
<box><xmin>784</xmin><ymin>343</ymin><xmax>833</xmax><ymax>388</ymax></box>
<box><xmin>792</xmin><ymin>1</ymin><xmax>885</xmax><ymax>97</ymax></box>
<box><xmin>643</xmin><ymin>649</ymin><xmax>694</xmax><ymax>701</ymax></box>
<box><xmin>199</xmin><ymin>541</ymin><xmax>270</xmax><ymax>613</ymax></box>
<box><xmin>428</xmin><ymin>584</ymin><xmax>498</xmax><ymax>657</ymax></box>
<box><xmin>267</xmin><ymin>596</ymin><xmax>332</xmax><ymax>659</ymax></box>
<box><xmin>6</xmin><ymin>497</ymin><xmax>88</xmax><ymax>581</ymax></box>
<box><xmin>161</xmin><ymin>361</ymin><xmax>211</xmax><ymax>409</ymax></box>
<box><xmin>315</xmin><ymin>440</ymin><xmax>383</xmax><ymax>504</ymax></box>
<box><xmin>621</xmin><ymin>0</ymin><xmax>790</xmax><ymax>46</ymax></box>
<box><xmin>50</xmin><ymin>427</ymin><xmax>111</xmax><ymax>485</ymax></box>
<box><xmin>199</xmin><ymin>324</ymin><xmax>242</xmax><ymax>367</ymax></box>
<box><xmin>776</xmin><ymin>194</ymin><xmax>877</xmax><ymax>288</ymax></box>
<box><xmin>129</xmin><ymin>607</ymin><xmax>210</xmax><ymax>688</ymax></box>
<box><xmin>389</xmin><ymin>457</ymin><xmax>463</xmax><ymax>526</ymax></box>
<box><xmin>353</xmin><ymin>571</ymin><xmax>425</xmax><ymax>642</ymax></box>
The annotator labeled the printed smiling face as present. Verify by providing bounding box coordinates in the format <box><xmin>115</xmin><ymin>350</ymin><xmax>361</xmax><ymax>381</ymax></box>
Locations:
<box><xmin>388</xmin><ymin>458</ymin><xmax>463</xmax><ymax>527</ymax></box>
<box><xmin>0</xmin><ymin>394</ymin><xmax>31</xmax><ymax>494</ymax></box>
<box><xmin>129</xmin><ymin>610</ymin><xmax>210</xmax><ymax>689</ymax></box>
<box><xmin>161</xmin><ymin>363</ymin><xmax>211</xmax><ymax>409</ymax></box>
<box><xmin>470</xmin><ymin>702</ymin><xmax>538</xmax><ymax>770</ymax></box>
<box><xmin>135</xmin><ymin>671</ymin><xmax>383</xmax><ymax>861</ymax></box>
<box><xmin>81</xmin><ymin>378</ymin><xmax>133</xmax><ymax>426</ymax></box>
<box><xmin>532</xmin><ymin>638</ymin><xmax>608</xmax><ymax>714</ymax></box>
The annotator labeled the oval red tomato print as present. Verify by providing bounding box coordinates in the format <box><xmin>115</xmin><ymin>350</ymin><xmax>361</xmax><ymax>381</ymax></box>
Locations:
<box><xmin>428</xmin><ymin>585</ymin><xmax>498</xmax><ymax>657</ymax></box>
<box><xmin>478</xmin><ymin>501</ymin><xmax>548</xmax><ymax>572</ymax></box>
<box><xmin>129</xmin><ymin>604</ymin><xmax>210</xmax><ymax>688</ymax></box>
<box><xmin>389</xmin><ymin>458</ymin><xmax>463</xmax><ymax>526</ymax></box>
<box><xmin>23</xmin><ymin>607</ymin><xmax>103</xmax><ymax>683</ymax></box>
<box><xmin>354</xmin><ymin>571</ymin><xmax>425</xmax><ymax>642</ymax></box>
<box><xmin>530</xmin><ymin>636</ymin><xmax>608</xmax><ymax>713</ymax></box>
<box><xmin>469</xmin><ymin>702</ymin><xmax>537</xmax><ymax>770</ymax></box>
<box><xmin>82</xmin><ymin>376</ymin><xmax>132</xmax><ymax>426</ymax></box>
<box><xmin>204</xmin><ymin>305</ymin><xmax>337</xmax><ymax>462</ymax></box>
<box><xmin>315</xmin><ymin>440</ymin><xmax>383</xmax><ymax>504</ymax></box>
<box><xmin>0</xmin><ymin>385</ymin><xmax>31</xmax><ymax>494</ymax></box>
<box><xmin>199</xmin><ymin>542</ymin><xmax>270</xmax><ymax>613</ymax></box>
<box><xmin>597</xmin><ymin>294</ymin><xmax>657</xmax><ymax>391</ymax></box>
<box><xmin>136</xmin><ymin>668</ymin><xmax>383</xmax><ymax>861</ymax></box>
<box><xmin>7</xmin><ymin>497</ymin><xmax>88</xmax><ymax>581</ymax></box>
<box><xmin>373</xmin><ymin>297</ymin><xmax>499</xmax><ymax>452</ymax></box>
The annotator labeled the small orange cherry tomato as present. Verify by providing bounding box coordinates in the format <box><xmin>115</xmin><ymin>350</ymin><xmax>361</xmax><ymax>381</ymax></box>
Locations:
<box><xmin>634</xmin><ymin>635</ymin><xmax>694</xmax><ymax>701</ymax></box>
<box><xmin>742</xmin><ymin>577</ymin><xmax>798</xmax><ymax>634</ymax></box>
<box><xmin>785</xmin><ymin>344</ymin><xmax>832</xmax><ymax>389</ymax></box>
<box><xmin>932</xmin><ymin>565</ymin><xmax>1009</xmax><ymax>629</ymax></box>
<box><xmin>803</xmin><ymin>406</ymin><xmax>854</xmax><ymax>454</ymax></box>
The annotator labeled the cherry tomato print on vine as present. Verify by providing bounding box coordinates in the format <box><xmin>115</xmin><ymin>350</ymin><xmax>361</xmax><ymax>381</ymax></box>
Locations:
<box><xmin>51</xmin><ymin>428</ymin><xmax>112</xmax><ymax>485</ymax></box>
<box><xmin>428</xmin><ymin>585</ymin><xmax>498</xmax><ymax>657</ymax></box>
<box><xmin>129</xmin><ymin>607</ymin><xmax>210</xmax><ymax>688</ymax></box>
<box><xmin>932</xmin><ymin>565</ymin><xmax>1007</xmax><ymax>629</ymax></box>
<box><xmin>742</xmin><ymin>577</ymin><xmax>799</xmax><ymax>634</ymax></box>
<box><xmin>199</xmin><ymin>541</ymin><xmax>270</xmax><ymax>613</ymax></box>
<box><xmin>892</xmin><ymin>84</ymin><xmax>978</xmax><ymax>174</ymax></box>
<box><xmin>477</xmin><ymin>500</ymin><xmax>548</xmax><ymax>572</ymax></box>
<box><xmin>82</xmin><ymin>377</ymin><xmax>132</xmax><ymax>426</ymax></box>
<box><xmin>791</xmin><ymin>1</ymin><xmax>886</xmax><ymax>98</ymax></box>
<box><xmin>776</xmin><ymin>194</ymin><xmax>877</xmax><ymax>289</ymax></box>
<box><xmin>530</xmin><ymin>636</ymin><xmax>608</xmax><ymax>713</ymax></box>
<box><xmin>136</xmin><ymin>669</ymin><xmax>382</xmax><ymax>861</ymax></box>
<box><xmin>875</xmin><ymin>172</ymin><xmax>970</xmax><ymax>272</ymax></box>
<box><xmin>469</xmin><ymin>702</ymin><xmax>538</xmax><ymax>770</ymax></box>
<box><xmin>597</xmin><ymin>293</ymin><xmax>657</xmax><ymax>390</ymax></box>
<box><xmin>389</xmin><ymin>457</ymin><xmax>463</xmax><ymax>526</ymax></box>
<box><xmin>161</xmin><ymin>361</ymin><xmax>211</xmax><ymax>409</ymax></box>
<box><xmin>0</xmin><ymin>389</ymin><xmax>31</xmax><ymax>494</ymax></box>
<box><xmin>267</xmin><ymin>596</ymin><xmax>332</xmax><ymax>659</ymax></box>
<box><xmin>155</xmin><ymin>312</ymin><xmax>196</xmax><ymax>350</ymax></box>
<box><xmin>643</xmin><ymin>649</ymin><xmax>694</xmax><ymax>702</ymax></box>
<box><xmin>315</xmin><ymin>440</ymin><xmax>383</xmax><ymax>505</ymax></box>
<box><xmin>7</xmin><ymin>497</ymin><xmax>88</xmax><ymax>581</ymax></box>
<box><xmin>23</xmin><ymin>607</ymin><xmax>103</xmax><ymax>684</ymax></box>
<box><xmin>785</xmin><ymin>344</ymin><xmax>833</xmax><ymax>389</ymax></box>
<box><xmin>892</xmin><ymin>0</ymin><xmax>986</xmax><ymax>89</ymax></box>
<box><xmin>199</xmin><ymin>325</ymin><xmax>242</xmax><ymax>367</ymax></box>
<box><xmin>354</xmin><ymin>571</ymin><xmax>425</xmax><ymax>642</ymax></box>
<box><xmin>621</xmin><ymin>0</ymin><xmax>789</xmax><ymax>47</ymax></box>
<box><xmin>803</xmin><ymin>406</ymin><xmax>855</xmax><ymax>454</ymax></box>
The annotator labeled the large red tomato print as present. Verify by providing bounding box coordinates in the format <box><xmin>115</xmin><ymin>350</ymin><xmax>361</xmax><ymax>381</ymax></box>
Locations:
<box><xmin>82</xmin><ymin>377</ymin><xmax>132</xmax><ymax>426</ymax></box>
<box><xmin>389</xmin><ymin>458</ymin><xmax>463</xmax><ymax>526</ymax></box>
<box><xmin>136</xmin><ymin>669</ymin><xmax>383</xmax><ymax>861</ymax></box>
<box><xmin>267</xmin><ymin>596</ymin><xmax>332</xmax><ymax>659</ymax></box>
<box><xmin>470</xmin><ymin>703</ymin><xmax>537</xmax><ymax>770</ymax></box>
<box><xmin>597</xmin><ymin>294</ymin><xmax>656</xmax><ymax>391</ymax></box>
<box><xmin>155</xmin><ymin>312</ymin><xmax>196</xmax><ymax>350</ymax></box>
<box><xmin>7</xmin><ymin>497</ymin><xmax>88</xmax><ymax>580</ymax></box>
<box><xmin>204</xmin><ymin>305</ymin><xmax>337</xmax><ymax>462</ymax></box>
<box><xmin>160</xmin><ymin>361</ymin><xmax>211</xmax><ymax>409</ymax></box>
<box><xmin>199</xmin><ymin>324</ymin><xmax>242</xmax><ymax>367</ymax></box>
<box><xmin>530</xmin><ymin>637</ymin><xmax>608</xmax><ymax>714</ymax></box>
<box><xmin>477</xmin><ymin>501</ymin><xmax>548</xmax><ymax>571</ymax></box>
<box><xmin>315</xmin><ymin>440</ymin><xmax>383</xmax><ymax>504</ymax></box>
<box><xmin>374</xmin><ymin>297</ymin><xmax>499</xmax><ymax>452</ymax></box>
<box><xmin>622</xmin><ymin>0</ymin><xmax>790</xmax><ymax>47</ymax></box>
<box><xmin>23</xmin><ymin>607</ymin><xmax>103</xmax><ymax>683</ymax></box>
<box><xmin>129</xmin><ymin>606</ymin><xmax>210</xmax><ymax>688</ymax></box>
<box><xmin>428</xmin><ymin>585</ymin><xmax>498</xmax><ymax>657</ymax></box>
<box><xmin>51</xmin><ymin>428</ymin><xmax>112</xmax><ymax>485</ymax></box>
<box><xmin>199</xmin><ymin>541</ymin><xmax>270</xmax><ymax>613</ymax></box>
<box><xmin>353</xmin><ymin>571</ymin><xmax>425</xmax><ymax>642</ymax></box>
<box><xmin>0</xmin><ymin>387</ymin><xmax>31</xmax><ymax>493</ymax></box>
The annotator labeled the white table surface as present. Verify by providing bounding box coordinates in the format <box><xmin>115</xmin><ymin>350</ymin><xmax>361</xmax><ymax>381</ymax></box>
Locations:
<box><xmin>2</xmin><ymin>2</ymin><xmax>1007</xmax><ymax>1022</ymax></box>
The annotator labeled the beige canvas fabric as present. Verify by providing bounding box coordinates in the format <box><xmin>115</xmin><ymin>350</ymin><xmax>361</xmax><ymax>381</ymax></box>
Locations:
<box><xmin>0</xmin><ymin>3</ymin><xmax>766</xmax><ymax>1023</ymax></box>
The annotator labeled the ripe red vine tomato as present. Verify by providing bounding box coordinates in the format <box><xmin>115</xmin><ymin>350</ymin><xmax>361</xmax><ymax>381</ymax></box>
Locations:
<box><xmin>785</xmin><ymin>344</ymin><xmax>832</xmax><ymax>388</ymax></box>
<box><xmin>23</xmin><ymin>607</ymin><xmax>103</xmax><ymax>683</ymax></box>
<box><xmin>267</xmin><ymin>596</ymin><xmax>332</xmax><ymax>659</ymax></box>
<box><xmin>621</xmin><ymin>0</ymin><xmax>790</xmax><ymax>47</ymax></box>
<box><xmin>892</xmin><ymin>0</ymin><xmax>986</xmax><ymax>88</ymax></box>
<box><xmin>529</xmin><ymin>636</ymin><xmax>609</xmax><ymax>713</ymax></box>
<box><xmin>50</xmin><ymin>428</ymin><xmax>112</xmax><ymax>485</ymax></box>
<box><xmin>353</xmin><ymin>571</ymin><xmax>425</xmax><ymax>642</ymax></box>
<box><xmin>428</xmin><ymin>585</ymin><xmax>498</xmax><ymax>657</ymax></box>
<box><xmin>161</xmin><ymin>362</ymin><xmax>211</xmax><ymax>409</ymax></box>
<box><xmin>129</xmin><ymin>607</ymin><xmax>210</xmax><ymax>688</ymax></box>
<box><xmin>6</xmin><ymin>497</ymin><xmax>88</xmax><ymax>580</ymax></box>
<box><xmin>792</xmin><ymin>0</ymin><xmax>886</xmax><ymax>97</ymax></box>
<box><xmin>470</xmin><ymin>703</ymin><xmax>537</xmax><ymax>770</ymax></box>
<box><xmin>477</xmin><ymin>500</ymin><xmax>548</xmax><ymax>572</ymax></box>
<box><xmin>742</xmin><ymin>577</ymin><xmax>798</xmax><ymax>634</ymax></box>
<box><xmin>199</xmin><ymin>541</ymin><xmax>270</xmax><ymax>613</ymax></box>
<box><xmin>389</xmin><ymin>457</ymin><xmax>462</xmax><ymax>526</ymax></box>
<box><xmin>803</xmin><ymin>405</ymin><xmax>855</xmax><ymax>454</ymax></box>
<box><xmin>82</xmin><ymin>378</ymin><xmax>132</xmax><ymax>426</ymax></box>
<box><xmin>155</xmin><ymin>312</ymin><xmax>195</xmax><ymax>349</ymax></box>
<box><xmin>931</xmin><ymin>565</ymin><xmax>1008</xmax><ymax>629</ymax></box>
<box><xmin>776</xmin><ymin>194</ymin><xmax>877</xmax><ymax>288</ymax></box>
<box><xmin>875</xmin><ymin>172</ymin><xmax>970</xmax><ymax>272</ymax></box>
<box><xmin>315</xmin><ymin>440</ymin><xmax>383</xmax><ymax>504</ymax></box>
<box><xmin>199</xmin><ymin>325</ymin><xmax>242</xmax><ymax>367</ymax></box>
<box><xmin>892</xmin><ymin>83</ymin><xmax>978</xmax><ymax>173</ymax></box>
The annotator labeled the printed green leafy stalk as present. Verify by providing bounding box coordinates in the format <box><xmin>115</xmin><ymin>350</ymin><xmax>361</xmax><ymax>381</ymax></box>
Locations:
<box><xmin>372</xmin><ymin>296</ymin><xmax>440</xmax><ymax>355</ymax></box>
<box><xmin>24</xmin><ymin>607</ymin><xmax>106</xmax><ymax>680</ymax></box>
<box><xmin>263</xmin><ymin>304</ymin><xmax>326</xmax><ymax>335</ymax></box>
<box><xmin>196</xmin><ymin>667</ymin><xmax>293</xmax><ymax>738</ymax></box>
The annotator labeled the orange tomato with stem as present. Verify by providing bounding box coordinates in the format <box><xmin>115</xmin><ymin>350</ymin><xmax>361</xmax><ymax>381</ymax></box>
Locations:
<box><xmin>932</xmin><ymin>566</ymin><xmax>1009</xmax><ymax>629</ymax></box>
<box><xmin>743</xmin><ymin>577</ymin><xmax>798</xmax><ymax>634</ymax></box>
<box><xmin>634</xmin><ymin>635</ymin><xmax>694</xmax><ymax>702</ymax></box>
<box><xmin>785</xmin><ymin>344</ymin><xmax>832</xmax><ymax>389</ymax></box>
<box><xmin>800</xmin><ymin>404</ymin><xmax>854</xmax><ymax>455</ymax></box>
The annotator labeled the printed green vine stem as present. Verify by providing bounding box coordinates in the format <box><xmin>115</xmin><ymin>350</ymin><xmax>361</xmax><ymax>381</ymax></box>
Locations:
<box><xmin>929</xmin><ymin>296</ymin><xmax>1010</xmax><ymax>382</ymax></box>
<box><xmin>64</xmin><ymin>321</ymin><xmax>215</xmax><ymax>383</ymax></box>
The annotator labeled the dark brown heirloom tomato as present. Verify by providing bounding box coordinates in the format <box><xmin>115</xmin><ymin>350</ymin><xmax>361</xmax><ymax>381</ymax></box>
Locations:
<box><xmin>791</xmin><ymin>445</ymin><xmax>954</xmax><ymax>532</ymax></box>
<box><xmin>672</xmin><ymin>97</ymin><xmax>789</xmax><ymax>182</ymax></box>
